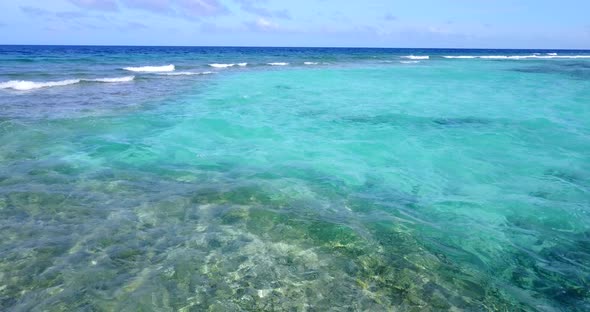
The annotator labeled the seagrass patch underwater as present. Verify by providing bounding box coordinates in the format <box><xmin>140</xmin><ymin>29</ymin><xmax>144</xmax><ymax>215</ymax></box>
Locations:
<box><xmin>1</xmin><ymin>46</ymin><xmax>590</xmax><ymax>311</ymax></box>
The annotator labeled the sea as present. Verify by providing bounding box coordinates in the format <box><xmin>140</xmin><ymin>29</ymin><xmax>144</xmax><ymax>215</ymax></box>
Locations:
<box><xmin>1</xmin><ymin>45</ymin><xmax>589</xmax><ymax>311</ymax></box>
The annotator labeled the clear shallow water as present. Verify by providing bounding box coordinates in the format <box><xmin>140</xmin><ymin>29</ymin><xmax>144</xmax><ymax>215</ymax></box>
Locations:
<box><xmin>1</xmin><ymin>46</ymin><xmax>590</xmax><ymax>311</ymax></box>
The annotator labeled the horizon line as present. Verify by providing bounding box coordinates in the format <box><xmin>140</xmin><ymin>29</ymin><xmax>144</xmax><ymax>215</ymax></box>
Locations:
<box><xmin>1</xmin><ymin>44</ymin><xmax>589</xmax><ymax>51</ymax></box>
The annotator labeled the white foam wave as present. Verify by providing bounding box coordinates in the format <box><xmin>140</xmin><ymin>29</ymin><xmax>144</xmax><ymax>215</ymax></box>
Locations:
<box><xmin>237</xmin><ymin>63</ymin><xmax>248</xmax><ymax>67</ymax></box>
<box><xmin>268</xmin><ymin>62</ymin><xmax>289</xmax><ymax>66</ymax></box>
<box><xmin>0</xmin><ymin>76</ymin><xmax>136</xmax><ymax>91</ymax></box>
<box><xmin>123</xmin><ymin>64</ymin><xmax>175</xmax><ymax>72</ymax></box>
<box><xmin>443</xmin><ymin>54</ymin><xmax>590</xmax><ymax>60</ymax></box>
<box><xmin>88</xmin><ymin>76</ymin><xmax>135</xmax><ymax>83</ymax></box>
<box><xmin>209</xmin><ymin>63</ymin><xmax>235</xmax><ymax>68</ymax></box>
<box><xmin>160</xmin><ymin>71</ymin><xmax>214</xmax><ymax>76</ymax></box>
<box><xmin>304</xmin><ymin>62</ymin><xmax>319</xmax><ymax>65</ymax></box>
<box><xmin>400</xmin><ymin>61</ymin><xmax>420</xmax><ymax>64</ymax></box>
<box><xmin>442</xmin><ymin>56</ymin><xmax>476</xmax><ymax>59</ymax></box>
<box><xmin>478</xmin><ymin>55</ymin><xmax>510</xmax><ymax>59</ymax></box>
<box><xmin>401</xmin><ymin>55</ymin><xmax>429</xmax><ymax>60</ymax></box>
<box><xmin>0</xmin><ymin>79</ymin><xmax>81</xmax><ymax>91</ymax></box>
<box><xmin>543</xmin><ymin>55</ymin><xmax>590</xmax><ymax>59</ymax></box>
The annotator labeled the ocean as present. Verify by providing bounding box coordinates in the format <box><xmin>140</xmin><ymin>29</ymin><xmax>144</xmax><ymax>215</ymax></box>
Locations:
<box><xmin>1</xmin><ymin>45</ymin><xmax>589</xmax><ymax>311</ymax></box>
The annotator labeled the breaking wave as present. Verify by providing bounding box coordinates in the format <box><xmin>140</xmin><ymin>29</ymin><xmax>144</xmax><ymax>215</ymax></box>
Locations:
<box><xmin>401</xmin><ymin>55</ymin><xmax>430</xmax><ymax>60</ymax></box>
<box><xmin>209</xmin><ymin>64</ymin><xmax>235</xmax><ymax>68</ymax></box>
<box><xmin>0</xmin><ymin>76</ymin><xmax>135</xmax><ymax>91</ymax></box>
<box><xmin>87</xmin><ymin>76</ymin><xmax>135</xmax><ymax>83</ymax></box>
<box><xmin>443</xmin><ymin>54</ymin><xmax>590</xmax><ymax>60</ymax></box>
<box><xmin>209</xmin><ymin>63</ymin><xmax>247</xmax><ymax>68</ymax></box>
<box><xmin>442</xmin><ymin>56</ymin><xmax>477</xmax><ymax>59</ymax></box>
<box><xmin>160</xmin><ymin>71</ymin><xmax>214</xmax><ymax>76</ymax></box>
<box><xmin>123</xmin><ymin>65</ymin><xmax>175</xmax><ymax>72</ymax></box>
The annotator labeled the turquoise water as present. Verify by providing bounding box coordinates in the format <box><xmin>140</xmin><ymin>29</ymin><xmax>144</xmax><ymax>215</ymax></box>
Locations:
<box><xmin>1</xmin><ymin>46</ymin><xmax>589</xmax><ymax>311</ymax></box>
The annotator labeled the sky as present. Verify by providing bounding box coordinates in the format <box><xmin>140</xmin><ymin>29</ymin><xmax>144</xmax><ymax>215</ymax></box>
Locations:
<box><xmin>0</xmin><ymin>0</ymin><xmax>589</xmax><ymax>48</ymax></box>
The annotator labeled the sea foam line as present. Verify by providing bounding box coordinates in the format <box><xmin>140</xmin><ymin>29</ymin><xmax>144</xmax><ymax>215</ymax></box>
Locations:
<box><xmin>401</xmin><ymin>55</ymin><xmax>430</xmax><ymax>60</ymax></box>
<box><xmin>442</xmin><ymin>56</ymin><xmax>476</xmax><ymax>59</ymax></box>
<box><xmin>123</xmin><ymin>64</ymin><xmax>175</xmax><ymax>72</ymax></box>
<box><xmin>0</xmin><ymin>79</ymin><xmax>81</xmax><ymax>91</ymax></box>
<box><xmin>209</xmin><ymin>63</ymin><xmax>235</xmax><ymax>68</ymax></box>
<box><xmin>87</xmin><ymin>76</ymin><xmax>135</xmax><ymax>83</ymax></box>
<box><xmin>0</xmin><ymin>76</ymin><xmax>135</xmax><ymax>91</ymax></box>
<box><xmin>442</xmin><ymin>54</ymin><xmax>590</xmax><ymax>60</ymax></box>
<box><xmin>268</xmin><ymin>62</ymin><xmax>289</xmax><ymax>66</ymax></box>
<box><xmin>159</xmin><ymin>71</ymin><xmax>214</xmax><ymax>76</ymax></box>
<box><xmin>209</xmin><ymin>63</ymin><xmax>248</xmax><ymax>68</ymax></box>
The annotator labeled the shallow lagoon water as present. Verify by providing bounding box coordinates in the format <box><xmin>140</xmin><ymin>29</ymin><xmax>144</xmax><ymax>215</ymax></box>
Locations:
<box><xmin>1</xmin><ymin>46</ymin><xmax>590</xmax><ymax>311</ymax></box>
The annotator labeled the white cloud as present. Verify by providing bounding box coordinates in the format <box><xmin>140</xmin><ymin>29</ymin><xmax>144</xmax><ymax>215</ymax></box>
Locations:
<box><xmin>20</xmin><ymin>6</ymin><xmax>53</xmax><ymax>16</ymax></box>
<box><xmin>234</xmin><ymin>0</ymin><xmax>291</xmax><ymax>19</ymax></box>
<box><xmin>67</xmin><ymin>0</ymin><xmax>229</xmax><ymax>18</ymax></box>
<box><xmin>245</xmin><ymin>17</ymin><xmax>279</xmax><ymax>31</ymax></box>
<box><xmin>176</xmin><ymin>0</ymin><xmax>228</xmax><ymax>17</ymax></box>
<box><xmin>68</xmin><ymin>0</ymin><xmax>119</xmax><ymax>12</ymax></box>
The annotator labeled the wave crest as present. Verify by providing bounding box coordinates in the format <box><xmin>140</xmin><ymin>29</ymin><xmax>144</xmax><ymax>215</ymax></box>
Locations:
<box><xmin>123</xmin><ymin>65</ymin><xmax>175</xmax><ymax>72</ymax></box>
<box><xmin>442</xmin><ymin>56</ymin><xmax>476</xmax><ymax>59</ymax></box>
<box><xmin>88</xmin><ymin>76</ymin><xmax>135</xmax><ymax>83</ymax></box>
<box><xmin>443</xmin><ymin>54</ymin><xmax>590</xmax><ymax>60</ymax></box>
<box><xmin>160</xmin><ymin>71</ymin><xmax>214</xmax><ymax>76</ymax></box>
<box><xmin>268</xmin><ymin>62</ymin><xmax>289</xmax><ymax>66</ymax></box>
<box><xmin>0</xmin><ymin>76</ymin><xmax>135</xmax><ymax>91</ymax></box>
<box><xmin>0</xmin><ymin>79</ymin><xmax>81</xmax><ymax>91</ymax></box>
<box><xmin>209</xmin><ymin>63</ymin><xmax>235</xmax><ymax>68</ymax></box>
<box><xmin>402</xmin><ymin>55</ymin><xmax>429</xmax><ymax>60</ymax></box>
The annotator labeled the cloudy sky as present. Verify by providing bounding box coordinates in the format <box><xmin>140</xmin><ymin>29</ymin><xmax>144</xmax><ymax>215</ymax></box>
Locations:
<box><xmin>1</xmin><ymin>0</ymin><xmax>589</xmax><ymax>48</ymax></box>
